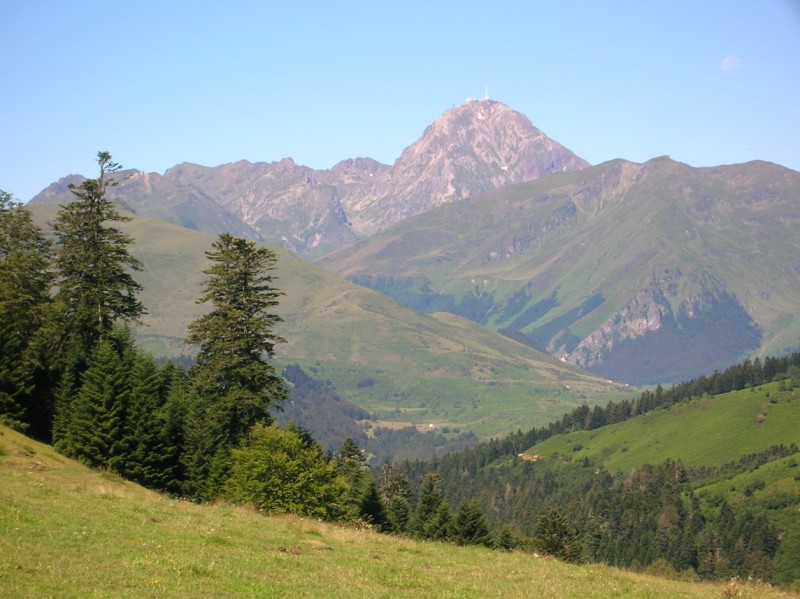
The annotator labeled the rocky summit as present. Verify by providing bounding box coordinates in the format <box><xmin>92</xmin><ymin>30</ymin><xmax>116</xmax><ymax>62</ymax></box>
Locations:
<box><xmin>30</xmin><ymin>99</ymin><xmax>588</xmax><ymax>258</ymax></box>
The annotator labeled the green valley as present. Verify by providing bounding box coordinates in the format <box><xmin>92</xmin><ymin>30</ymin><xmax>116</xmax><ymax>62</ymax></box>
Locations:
<box><xmin>29</xmin><ymin>205</ymin><xmax>626</xmax><ymax>442</ymax></box>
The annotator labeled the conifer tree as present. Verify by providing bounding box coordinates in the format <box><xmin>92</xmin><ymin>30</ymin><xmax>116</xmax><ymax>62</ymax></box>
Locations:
<box><xmin>185</xmin><ymin>234</ymin><xmax>286</xmax><ymax>499</ymax></box>
<box><xmin>453</xmin><ymin>498</ymin><xmax>492</xmax><ymax>547</ymax></box>
<box><xmin>158</xmin><ymin>365</ymin><xmax>195</xmax><ymax>495</ymax></box>
<box><xmin>0</xmin><ymin>191</ymin><xmax>52</xmax><ymax>434</ymax></box>
<box><xmin>430</xmin><ymin>502</ymin><xmax>455</xmax><ymax>541</ymax></box>
<box><xmin>61</xmin><ymin>334</ymin><xmax>130</xmax><ymax>469</ymax></box>
<box><xmin>52</xmin><ymin>152</ymin><xmax>144</xmax><ymax>365</ymax></box>
<box><xmin>534</xmin><ymin>507</ymin><xmax>583</xmax><ymax>563</ymax></box>
<box><xmin>495</xmin><ymin>524</ymin><xmax>522</xmax><ymax>551</ymax></box>
<box><xmin>335</xmin><ymin>438</ymin><xmax>388</xmax><ymax>527</ymax></box>
<box><xmin>379</xmin><ymin>463</ymin><xmax>412</xmax><ymax>533</ymax></box>
<box><xmin>187</xmin><ymin>234</ymin><xmax>286</xmax><ymax>447</ymax></box>
<box><xmin>121</xmin><ymin>347</ymin><xmax>172</xmax><ymax>489</ymax></box>
<box><xmin>410</xmin><ymin>472</ymin><xmax>452</xmax><ymax>540</ymax></box>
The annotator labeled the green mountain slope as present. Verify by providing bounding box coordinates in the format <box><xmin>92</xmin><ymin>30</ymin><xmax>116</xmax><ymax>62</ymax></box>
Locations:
<box><xmin>520</xmin><ymin>378</ymin><xmax>800</xmax><ymax>586</ymax></box>
<box><xmin>526</xmin><ymin>380</ymin><xmax>800</xmax><ymax>473</ymax></box>
<box><xmin>319</xmin><ymin>158</ymin><xmax>800</xmax><ymax>384</ymax></box>
<box><xmin>30</xmin><ymin>205</ymin><xmax>625</xmax><ymax>440</ymax></box>
<box><xmin>0</xmin><ymin>426</ymin><xmax>785</xmax><ymax>598</ymax></box>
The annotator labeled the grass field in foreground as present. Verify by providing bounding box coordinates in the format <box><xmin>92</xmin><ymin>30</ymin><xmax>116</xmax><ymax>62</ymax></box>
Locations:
<box><xmin>2</xmin><ymin>427</ymin><xmax>795</xmax><ymax>598</ymax></box>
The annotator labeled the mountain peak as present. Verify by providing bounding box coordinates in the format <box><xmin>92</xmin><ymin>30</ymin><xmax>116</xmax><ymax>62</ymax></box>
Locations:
<box><xmin>29</xmin><ymin>99</ymin><xmax>591</xmax><ymax>256</ymax></box>
<box><xmin>339</xmin><ymin>99</ymin><xmax>590</xmax><ymax>233</ymax></box>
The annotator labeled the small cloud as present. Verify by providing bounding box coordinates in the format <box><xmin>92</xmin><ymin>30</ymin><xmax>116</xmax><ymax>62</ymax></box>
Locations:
<box><xmin>721</xmin><ymin>56</ymin><xmax>742</xmax><ymax>73</ymax></box>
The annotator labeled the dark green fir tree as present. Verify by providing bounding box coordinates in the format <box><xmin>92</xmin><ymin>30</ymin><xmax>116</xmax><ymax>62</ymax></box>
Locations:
<box><xmin>185</xmin><ymin>233</ymin><xmax>287</xmax><ymax>499</ymax></box>
<box><xmin>0</xmin><ymin>190</ymin><xmax>52</xmax><ymax>436</ymax></box>
<box><xmin>453</xmin><ymin>498</ymin><xmax>492</xmax><ymax>547</ymax></box>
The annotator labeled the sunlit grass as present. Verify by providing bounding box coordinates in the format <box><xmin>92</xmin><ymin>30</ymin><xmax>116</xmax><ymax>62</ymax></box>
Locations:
<box><xmin>1</xmin><ymin>426</ymin><xmax>792</xmax><ymax>598</ymax></box>
<box><xmin>529</xmin><ymin>382</ymin><xmax>800</xmax><ymax>472</ymax></box>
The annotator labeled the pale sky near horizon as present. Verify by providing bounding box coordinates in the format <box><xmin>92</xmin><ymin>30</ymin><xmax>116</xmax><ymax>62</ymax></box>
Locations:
<box><xmin>2</xmin><ymin>0</ymin><xmax>799</xmax><ymax>203</ymax></box>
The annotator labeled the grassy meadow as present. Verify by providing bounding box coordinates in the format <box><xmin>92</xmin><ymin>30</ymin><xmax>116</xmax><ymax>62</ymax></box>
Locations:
<box><xmin>526</xmin><ymin>380</ymin><xmax>800</xmax><ymax>473</ymax></box>
<box><xmin>2</xmin><ymin>426</ymin><xmax>794</xmax><ymax>599</ymax></box>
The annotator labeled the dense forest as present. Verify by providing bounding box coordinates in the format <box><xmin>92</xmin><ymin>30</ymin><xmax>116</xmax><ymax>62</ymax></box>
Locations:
<box><xmin>1</xmin><ymin>153</ymin><xmax>798</xmax><ymax>588</ymax></box>
<box><xmin>401</xmin><ymin>353</ymin><xmax>800</xmax><ymax>585</ymax></box>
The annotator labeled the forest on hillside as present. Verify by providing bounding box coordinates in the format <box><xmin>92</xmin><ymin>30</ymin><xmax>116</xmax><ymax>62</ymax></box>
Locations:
<box><xmin>401</xmin><ymin>353</ymin><xmax>800</xmax><ymax>586</ymax></box>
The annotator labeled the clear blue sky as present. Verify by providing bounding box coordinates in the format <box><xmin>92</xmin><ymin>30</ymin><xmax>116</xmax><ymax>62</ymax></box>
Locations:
<box><xmin>2</xmin><ymin>0</ymin><xmax>799</xmax><ymax>202</ymax></box>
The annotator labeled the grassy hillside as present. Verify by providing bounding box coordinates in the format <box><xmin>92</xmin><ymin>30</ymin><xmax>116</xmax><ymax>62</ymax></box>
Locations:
<box><xmin>319</xmin><ymin>158</ymin><xmax>800</xmax><ymax>384</ymax></box>
<box><xmin>0</xmin><ymin>426</ymin><xmax>790</xmax><ymax>599</ymax></box>
<box><xmin>520</xmin><ymin>379</ymin><xmax>800</xmax><ymax>587</ymax></box>
<box><xmin>526</xmin><ymin>380</ymin><xmax>800</xmax><ymax>473</ymax></box>
<box><xmin>30</xmin><ymin>204</ymin><xmax>627</xmax><ymax>440</ymax></box>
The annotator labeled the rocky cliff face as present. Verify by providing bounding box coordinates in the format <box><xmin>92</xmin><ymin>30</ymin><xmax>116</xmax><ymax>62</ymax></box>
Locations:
<box><xmin>339</xmin><ymin>99</ymin><xmax>589</xmax><ymax>233</ymax></box>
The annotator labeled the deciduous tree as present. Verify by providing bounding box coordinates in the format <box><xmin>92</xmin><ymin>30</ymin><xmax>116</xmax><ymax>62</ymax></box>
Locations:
<box><xmin>224</xmin><ymin>423</ymin><xmax>344</xmax><ymax>518</ymax></box>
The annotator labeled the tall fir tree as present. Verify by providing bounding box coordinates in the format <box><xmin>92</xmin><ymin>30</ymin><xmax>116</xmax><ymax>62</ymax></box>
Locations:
<box><xmin>185</xmin><ymin>233</ymin><xmax>287</xmax><ymax>499</ymax></box>
<box><xmin>48</xmin><ymin>152</ymin><xmax>145</xmax><ymax>447</ymax></box>
<box><xmin>60</xmin><ymin>333</ymin><xmax>130</xmax><ymax>469</ymax></box>
<box><xmin>51</xmin><ymin>152</ymin><xmax>144</xmax><ymax>367</ymax></box>
<box><xmin>0</xmin><ymin>191</ymin><xmax>53</xmax><ymax>435</ymax></box>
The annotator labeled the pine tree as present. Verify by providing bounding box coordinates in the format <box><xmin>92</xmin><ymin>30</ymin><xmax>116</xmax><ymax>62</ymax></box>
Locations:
<box><xmin>63</xmin><ymin>335</ymin><xmax>130</xmax><ymax>469</ymax></box>
<box><xmin>185</xmin><ymin>233</ymin><xmax>286</xmax><ymax>499</ymax></box>
<box><xmin>534</xmin><ymin>507</ymin><xmax>583</xmax><ymax>563</ymax></box>
<box><xmin>410</xmin><ymin>472</ymin><xmax>452</xmax><ymax>540</ymax></box>
<box><xmin>51</xmin><ymin>367</ymin><xmax>78</xmax><ymax>454</ymax></box>
<box><xmin>52</xmin><ymin>152</ymin><xmax>144</xmax><ymax>364</ymax></box>
<box><xmin>0</xmin><ymin>191</ymin><xmax>52</xmax><ymax>435</ymax></box>
<box><xmin>336</xmin><ymin>437</ymin><xmax>379</xmax><ymax>523</ymax></box>
<box><xmin>187</xmin><ymin>234</ymin><xmax>286</xmax><ymax>447</ymax></box>
<box><xmin>495</xmin><ymin>524</ymin><xmax>522</xmax><ymax>551</ymax></box>
<box><xmin>120</xmin><ymin>346</ymin><xmax>172</xmax><ymax>489</ymax></box>
<box><xmin>430</xmin><ymin>502</ymin><xmax>454</xmax><ymax>541</ymax></box>
<box><xmin>379</xmin><ymin>463</ymin><xmax>412</xmax><ymax>533</ymax></box>
<box><xmin>453</xmin><ymin>498</ymin><xmax>492</xmax><ymax>547</ymax></box>
<box><xmin>158</xmin><ymin>365</ymin><xmax>195</xmax><ymax>495</ymax></box>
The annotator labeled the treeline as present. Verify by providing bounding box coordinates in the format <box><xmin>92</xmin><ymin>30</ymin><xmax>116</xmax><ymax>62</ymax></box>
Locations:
<box><xmin>401</xmin><ymin>444</ymin><xmax>795</xmax><ymax>582</ymax></box>
<box><xmin>398</xmin><ymin>357</ymin><xmax>800</xmax><ymax>584</ymax></box>
<box><xmin>404</xmin><ymin>352</ymin><xmax>800</xmax><ymax>475</ymax></box>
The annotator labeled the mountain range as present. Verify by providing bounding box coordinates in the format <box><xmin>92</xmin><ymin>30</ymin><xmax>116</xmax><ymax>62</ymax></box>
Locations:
<box><xmin>29</xmin><ymin>99</ymin><xmax>800</xmax><ymax>385</ymax></box>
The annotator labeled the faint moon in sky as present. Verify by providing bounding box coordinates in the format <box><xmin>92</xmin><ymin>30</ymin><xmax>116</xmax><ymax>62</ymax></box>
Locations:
<box><xmin>721</xmin><ymin>56</ymin><xmax>743</xmax><ymax>72</ymax></box>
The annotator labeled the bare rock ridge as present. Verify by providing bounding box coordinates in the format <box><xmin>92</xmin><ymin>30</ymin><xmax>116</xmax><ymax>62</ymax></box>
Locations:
<box><xmin>339</xmin><ymin>99</ymin><xmax>590</xmax><ymax>233</ymax></box>
<box><xmin>30</xmin><ymin>99</ymin><xmax>589</xmax><ymax>257</ymax></box>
